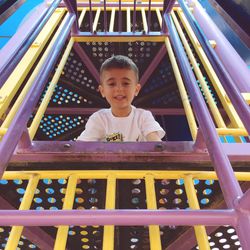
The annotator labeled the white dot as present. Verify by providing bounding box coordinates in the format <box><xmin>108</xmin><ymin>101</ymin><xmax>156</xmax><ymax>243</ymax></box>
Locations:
<box><xmin>219</xmin><ymin>238</ymin><xmax>227</xmax><ymax>243</ymax></box>
<box><xmin>223</xmin><ymin>244</ymin><xmax>230</xmax><ymax>249</ymax></box>
<box><xmin>215</xmin><ymin>232</ymin><xmax>223</xmax><ymax>237</ymax></box>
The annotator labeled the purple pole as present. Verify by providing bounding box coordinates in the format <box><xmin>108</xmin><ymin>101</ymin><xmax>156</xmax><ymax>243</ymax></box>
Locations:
<box><xmin>147</xmin><ymin>0</ymin><xmax>152</xmax><ymax>33</ymax></box>
<box><xmin>118</xmin><ymin>0</ymin><xmax>122</xmax><ymax>32</ymax></box>
<box><xmin>0</xmin><ymin>0</ymin><xmax>62</xmax><ymax>88</ymax></box>
<box><xmin>161</xmin><ymin>0</ymin><xmax>175</xmax><ymax>33</ymax></box>
<box><xmin>0</xmin><ymin>14</ymin><xmax>75</xmax><ymax>178</ymax></box>
<box><xmin>88</xmin><ymin>0</ymin><xmax>93</xmax><ymax>33</ymax></box>
<box><xmin>103</xmin><ymin>0</ymin><xmax>107</xmax><ymax>32</ymax></box>
<box><xmin>132</xmin><ymin>0</ymin><xmax>136</xmax><ymax>33</ymax></box>
<box><xmin>178</xmin><ymin>0</ymin><xmax>250</xmax><ymax>135</ymax></box>
<box><xmin>0</xmin><ymin>209</ymin><xmax>236</xmax><ymax>226</ymax></box>
<box><xmin>187</xmin><ymin>0</ymin><xmax>250</xmax><ymax>93</ymax></box>
<box><xmin>164</xmin><ymin>14</ymin><xmax>243</xmax><ymax>208</ymax></box>
<box><xmin>237</xmin><ymin>188</ymin><xmax>250</xmax><ymax>211</ymax></box>
<box><xmin>73</xmin><ymin>42</ymin><xmax>100</xmax><ymax>82</ymax></box>
<box><xmin>63</xmin><ymin>0</ymin><xmax>79</xmax><ymax>34</ymax></box>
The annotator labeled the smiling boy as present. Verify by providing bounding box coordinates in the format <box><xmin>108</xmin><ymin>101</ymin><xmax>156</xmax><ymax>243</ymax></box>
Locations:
<box><xmin>77</xmin><ymin>55</ymin><xmax>165</xmax><ymax>142</ymax></box>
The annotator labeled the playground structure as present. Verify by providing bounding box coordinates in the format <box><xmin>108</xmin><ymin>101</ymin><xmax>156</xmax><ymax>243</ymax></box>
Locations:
<box><xmin>0</xmin><ymin>0</ymin><xmax>250</xmax><ymax>249</ymax></box>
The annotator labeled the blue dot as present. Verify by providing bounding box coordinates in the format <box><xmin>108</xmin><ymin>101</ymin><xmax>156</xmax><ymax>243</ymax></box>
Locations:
<box><xmin>34</xmin><ymin>198</ymin><xmax>43</xmax><ymax>204</ymax></box>
<box><xmin>0</xmin><ymin>180</ymin><xmax>8</xmax><ymax>185</ymax></box>
<box><xmin>16</xmin><ymin>188</ymin><xmax>25</xmax><ymax>194</ymax></box>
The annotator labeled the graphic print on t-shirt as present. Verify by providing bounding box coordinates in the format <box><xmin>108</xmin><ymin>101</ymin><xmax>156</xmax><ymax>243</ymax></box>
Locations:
<box><xmin>106</xmin><ymin>132</ymin><xmax>124</xmax><ymax>142</ymax></box>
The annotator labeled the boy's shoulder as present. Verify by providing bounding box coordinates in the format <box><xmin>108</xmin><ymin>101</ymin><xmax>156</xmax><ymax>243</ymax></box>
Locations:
<box><xmin>91</xmin><ymin>108</ymin><xmax>111</xmax><ymax>118</ymax></box>
<box><xmin>133</xmin><ymin>107</ymin><xmax>151</xmax><ymax>115</ymax></box>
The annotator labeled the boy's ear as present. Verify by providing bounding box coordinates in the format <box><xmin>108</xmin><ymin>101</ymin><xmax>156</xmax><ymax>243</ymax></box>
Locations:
<box><xmin>135</xmin><ymin>83</ymin><xmax>141</xmax><ymax>96</ymax></box>
<box><xmin>99</xmin><ymin>85</ymin><xmax>105</xmax><ymax>98</ymax></box>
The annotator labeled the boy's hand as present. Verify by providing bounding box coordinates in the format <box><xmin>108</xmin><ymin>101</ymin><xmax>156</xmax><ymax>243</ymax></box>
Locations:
<box><xmin>146</xmin><ymin>132</ymin><xmax>162</xmax><ymax>141</ymax></box>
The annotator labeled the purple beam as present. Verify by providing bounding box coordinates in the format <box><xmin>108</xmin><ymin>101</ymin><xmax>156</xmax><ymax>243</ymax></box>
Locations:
<box><xmin>187</xmin><ymin>0</ymin><xmax>250</xmax><ymax>92</ymax></box>
<box><xmin>237</xmin><ymin>188</ymin><xmax>250</xmax><ymax>211</ymax></box>
<box><xmin>64</xmin><ymin>0</ymin><xmax>79</xmax><ymax>34</ymax></box>
<box><xmin>0</xmin><ymin>0</ymin><xmax>62</xmax><ymax>88</ymax></box>
<box><xmin>118</xmin><ymin>0</ymin><xmax>122</xmax><ymax>32</ymax></box>
<box><xmin>164</xmin><ymin>14</ymin><xmax>243</xmax><ymax>208</ymax></box>
<box><xmin>0</xmin><ymin>196</ymin><xmax>54</xmax><ymax>250</ymax></box>
<box><xmin>73</xmin><ymin>43</ymin><xmax>100</xmax><ymax>83</ymax></box>
<box><xmin>0</xmin><ymin>209</ymin><xmax>236</xmax><ymax>227</ymax></box>
<box><xmin>193</xmin><ymin>128</ymin><xmax>206</xmax><ymax>152</ymax></box>
<box><xmin>132</xmin><ymin>0</ymin><xmax>137</xmax><ymax>33</ymax></box>
<box><xmin>147</xmin><ymin>0</ymin><xmax>152</xmax><ymax>33</ymax></box>
<box><xmin>74</xmin><ymin>31</ymin><xmax>164</xmax><ymax>37</ymax></box>
<box><xmin>0</xmin><ymin>14</ymin><xmax>76</xmax><ymax>178</ymax></box>
<box><xmin>103</xmin><ymin>0</ymin><xmax>107</xmax><ymax>32</ymax></box>
<box><xmin>11</xmin><ymin>141</ymin><xmax>250</xmax><ymax>163</ymax></box>
<box><xmin>164</xmin><ymin>0</ymin><xmax>176</xmax><ymax>13</ymax></box>
<box><xmin>88</xmin><ymin>0</ymin><xmax>93</xmax><ymax>33</ymax></box>
<box><xmin>60</xmin><ymin>2</ymin><xmax>173</xmax><ymax>8</ymax></box>
<box><xmin>39</xmin><ymin>107</ymin><xmax>187</xmax><ymax>115</ymax></box>
<box><xmin>140</xmin><ymin>44</ymin><xmax>166</xmax><ymax>88</ymax></box>
<box><xmin>18</xmin><ymin>128</ymin><xmax>32</xmax><ymax>149</ymax></box>
<box><xmin>178</xmin><ymin>0</ymin><xmax>250</xmax><ymax>135</ymax></box>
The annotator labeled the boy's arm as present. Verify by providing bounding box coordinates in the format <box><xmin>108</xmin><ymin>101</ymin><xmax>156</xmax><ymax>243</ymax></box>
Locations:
<box><xmin>146</xmin><ymin>131</ymin><xmax>162</xmax><ymax>141</ymax></box>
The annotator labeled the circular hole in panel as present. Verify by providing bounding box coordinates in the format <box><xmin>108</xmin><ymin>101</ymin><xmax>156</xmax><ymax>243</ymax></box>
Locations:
<box><xmin>215</xmin><ymin>232</ymin><xmax>223</xmax><ymax>237</ymax></box>
<box><xmin>88</xmin><ymin>188</ymin><xmax>97</xmax><ymax>194</ymax></box>
<box><xmin>13</xmin><ymin>179</ymin><xmax>23</xmax><ymax>185</ymax></box>
<box><xmin>87</xmin><ymin>179</ymin><xmax>97</xmax><ymax>185</ymax></box>
<box><xmin>48</xmin><ymin>197</ymin><xmax>56</xmax><ymax>204</ymax></box>
<box><xmin>161</xmin><ymin>179</ymin><xmax>170</xmax><ymax>185</ymax></box>
<box><xmin>29</xmin><ymin>244</ymin><xmax>36</xmax><ymax>249</ymax></box>
<box><xmin>174</xmin><ymin>189</ymin><xmax>183</xmax><ymax>195</ymax></box>
<box><xmin>68</xmin><ymin>230</ymin><xmax>76</xmax><ymax>236</ymax></box>
<box><xmin>131</xmin><ymin>188</ymin><xmax>141</xmax><ymax>194</ymax></box>
<box><xmin>16</xmin><ymin>188</ymin><xmax>25</xmax><ymax>194</ymax></box>
<box><xmin>132</xmin><ymin>179</ymin><xmax>141</xmax><ymax>185</ymax></box>
<box><xmin>159</xmin><ymin>198</ymin><xmax>168</xmax><ymax>204</ymax></box>
<box><xmin>131</xmin><ymin>197</ymin><xmax>140</xmax><ymax>204</ymax></box>
<box><xmin>203</xmin><ymin>188</ymin><xmax>212</xmax><ymax>195</ymax></box>
<box><xmin>89</xmin><ymin>197</ymin><xmax>98</xmax><ymax>204</ymax></box>
<box><xmin>176</xmin><ymin>179</ymin><xmax>184</xmax><ymax>185</ymax></box>
<box><xmin>45</xmin><ymin>188</ymin><xmax>54</xmax><ymax>194</ymax></box>
<box><xmin>80</xmin><ymin>231</ymin><xmax>88</xmax><ymax>236</ymax></box>
<box><xmin>219</xmin><ymin>238</ymin><xmax>227</xmax><ymax>243</ymax></box>
<box><xmin>76</xmin><ymin>197</ymin><xmax>84</xmax><ymax>204</ymax></box>
<box><xmin>93</xmin><ymin>230</ymin><xmax>101</xmax><ymax>237</ymax></box>
<box><xmin>173</xmin><ymin>198</ymin><xmax>182</xmax><ymax>204</ymax></box>
<box><xmin>223</xmin><ymin>245</ymin><xmax>230</xmax><ymax>249</ymax></box>
<box><xmin>231</xmin><ymin>235</ymin><xmax>238</xmax><ymax>240</ymax></box>
<box><xmin>34</xmin><ymin>198</ymin><xmax>43</xmax><ymax>204</ymax></box>
<box><xmin>209</xmin><ymin>242</ymin><xmax>215</xmax><ymax>246</ymax></box>
<box><xmin>43</xmin><ymin>179</ymin><xmax>52</xmax><ymax>185</ymax></box>
<box><xmin>82</xmin><ymin>245</ymin><xmax>90</xmax><ymax>249</ymax></box>
<box><xmin>227</xmin><ymin>228</ymin><xmax>235</xmax><ymax>234</ymax></box>
<box><xmin>58</xmin><ymin>179</ymin><xmax>67</xmax><ymax>185</ymax></box>
<box><xmin>60</xmin><ymin>188</ymin><xmax>66</xmax><ymax>194</ymax></box>
<box><xmin>81</xmin><ymin>238</ymin><xmax>89</xmax><ymax>243</ymax></box>
<box><xmin>200</xmin><ymin>198</ymin><xmax>209</xmax><ymax>205</ymax></box>
<box><xmin>205</xmin><ymin>180</ymin><xmax>214</xmax><ymax>185</ymax></box>
<box><xmin>235</xmin><ymin>241</ymin><xmax>241</xmax><ymax>246</ymax></box>
<box><xmin>160</xmin><ymin>189</ymin><xmax>169</xmax><ymax>195</ymax></box>
<box><xmin>130</xmin><ymin>238</ymin><xmax>139</xmax><ymax>243</ymax></box>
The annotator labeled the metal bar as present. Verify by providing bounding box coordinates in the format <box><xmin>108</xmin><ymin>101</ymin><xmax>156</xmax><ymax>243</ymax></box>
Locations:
<box><xmin>93</xmin><ymin>8</ymin><xmax>101</xmax><ymax>32</ymax></box>
<box><xmin>178</xmin><ymin>0</ymin><xmax>250</xmax><ymax>134</ymax></box>
<box><xmin>0</xmin><ymin>14</ymin><xmax>75</xmax><ymax>177</ymax></box>
<box><xmin>5</xmin><ymin>174</ymin><xmax>40</xmax><ymax>250</ymax></box>
<box><xmin>187</xmin><ymin>0</ymin><xmax>250</xmax><ymax>92</ymax></box>
<box><xmin>237</xmin><ymin>188</ymin><xmax>250</xmax><ymax>211</ymax></box>
<box><xmin>38</xmin><ymin>107</ymin><xmax>187</xmax><ymax>115</ymax></box>
<box><xmin>171</xmin><ymin>11</ymin><xmax>226</xmax><ymax>129</ymax></box>
<box><xmin>176</xmin><ymin>9</ymin><xmax>244</xmax><ymax>129</ymax></box>
<box><xmin>0</xmin><ymin>8</ymin><xmax>65</xmax><ymax>120</ymax></box>
<box><xmin>141</xmin><ymin>8</ymin><xmax>148</xmax><ymax>33</ymax></box>
<box><xmin>145</xmin><ymin>174</ymin><xmax>162</xmax><ymax>250</ymax></box>
<box><xmin>164</xmin><ymin>0</ymin><xmax>176</xmax><ymax>13</ymax></box>
<box><xmin>164</xmin><ymin>14</ymin><xmax>243</xmax><ymax>208</ymax></box>
<box><xmin>54</xmin><ymin>175</ymin><xmax>78</xmax><ymax>250</ymax></box>
<box><xmin>165</xmin><ymin>38</ymin><xmax>198</xmax><ymax>140</ymax></box>
<box><xmin>118</xmin><ymin>0</ymin><xmax>122</xmax><ymax>32</ymax></box>
<box><xmin>88</xmin><ymin>0</ymin><xmax>94</xmax><ymax>33</ymax></box>
<box><xmin>0</xmin><ymin>209</ymin><xmax>237</xmax><ymax>227</ymax></box>
<box><xmin>18</xmin><ymin>127</ymin><xmax>32</xmax><ymax>149</ymax></box>
<box><xmin>103</xmin><ymin>0</ymin><xmax>107</xmax><ymax>32</ymax></box>
<box><xmin>72</xmin><ymin>42</ymin><xmax>100</xmax><ymax>83</ymax></box>
<box><xmin>147</xmin><ymin>0</ymin><xmax>152</xmax><ymax>33</ymax></box>
<box><xmin>3</xmin><ymin>170</ymin><xmax>250</xmax><ymax>181</ymax></box>
<box><xmin>132</xmin><ymin>0</ymin><xmax>136</xmax><ymax>33</ymax></box>
<box><xmin>0</xmin><ymin>0</ymin><xmax>62</xmax><ymax>88</ymax></box>
<box><xmin>109</xmin><ymin>8</ymin><xmax>116</xmax><ymax>32</ymax></box>
<box><xmin>126</xmin><ymin>7</ymin><xmax>131</xmax><ymax>32</ymax></box>
<box><xmin>11</xmin><ymin>141</ymin><xmax>250</xmax><ymax>164</ymax></box>
<box><xmin>64</xmin><ymin>0</ymin><xmax>79</xmax><ymax>34</ymax></box>
<box><xmin>140</xmin><ymin>44</ymin><xmax>166</xmax><ymax>88</ymax></box>
<box><xmin>184</xmin><ymin>175</ymin><xmax>210</xmax><ymax>249</ymax></box>
<box><xmin>78</xmin><ymin>8</ymin><xmax>87</xmax><ymax>27</ymax></box>
<box><xmin>73</xmin><ymin>32</ymin><xmax>165</xmax><ymax>42</ymax></box>
<box><xmin>103</xmin><ymin>175</ymin><xmax>116</xmax><ymax>250</ymax></box>
<box><xmin>29</xmin><ymin>38</ymin><xmax>74</xmax><ymax>140</ymax></box>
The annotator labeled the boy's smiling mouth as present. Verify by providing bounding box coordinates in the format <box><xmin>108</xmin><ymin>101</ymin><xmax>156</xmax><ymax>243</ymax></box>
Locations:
<box><xmin>114</xmin><ymin>95</ymin><xmax>126</xmax><ymax>100</ymax></box>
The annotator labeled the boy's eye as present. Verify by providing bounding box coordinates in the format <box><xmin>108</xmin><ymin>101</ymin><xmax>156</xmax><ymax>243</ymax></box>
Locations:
<box><xmin>107</xmin><ymin>82</ymin><xmax>116</xmax><ymax>87</ymax></box>
<box><xmin>122</xmin><ymin>82</ymin><xmax>130</xmax><ymax>86</ymax></box>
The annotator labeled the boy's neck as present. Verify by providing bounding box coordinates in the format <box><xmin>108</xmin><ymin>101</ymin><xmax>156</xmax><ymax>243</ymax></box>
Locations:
<box><xmin>111</xmin><ymin>106</ymin><xmax>132</xmax><ymax>117</ymax></box>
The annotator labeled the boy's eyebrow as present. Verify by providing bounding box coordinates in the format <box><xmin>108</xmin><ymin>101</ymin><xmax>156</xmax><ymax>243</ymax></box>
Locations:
<box><xmin>106</xmin><ymin>77</ymin><xmax>132</xmax><ymax>81</ymax></box>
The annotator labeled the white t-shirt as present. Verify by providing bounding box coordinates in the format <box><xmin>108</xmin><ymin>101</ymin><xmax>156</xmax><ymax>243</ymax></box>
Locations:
<box><xmin>77</xmin><ymin>106</ymin><xmax>165</xmax><ymax>142</ymax></box>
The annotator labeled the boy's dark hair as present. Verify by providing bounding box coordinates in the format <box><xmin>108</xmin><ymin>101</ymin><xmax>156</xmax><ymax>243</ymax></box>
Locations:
<box><xmin>100</xmin><ymin>55</ymin><xmax>139</xmax><ymax>81</ymax></box>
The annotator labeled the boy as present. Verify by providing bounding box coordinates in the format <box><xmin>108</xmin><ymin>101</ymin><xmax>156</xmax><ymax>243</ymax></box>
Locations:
<box><xmin>77</xmin><ymin>55</ymin><xmax>165</xmax><ymax>142</ymax></box>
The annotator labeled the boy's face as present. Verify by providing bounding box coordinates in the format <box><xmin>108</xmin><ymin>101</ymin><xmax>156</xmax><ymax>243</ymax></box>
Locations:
<box><xmin>99</xmin><ymin>68</ymin><xmax>141</xmax><ymax>116</ymax></box>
